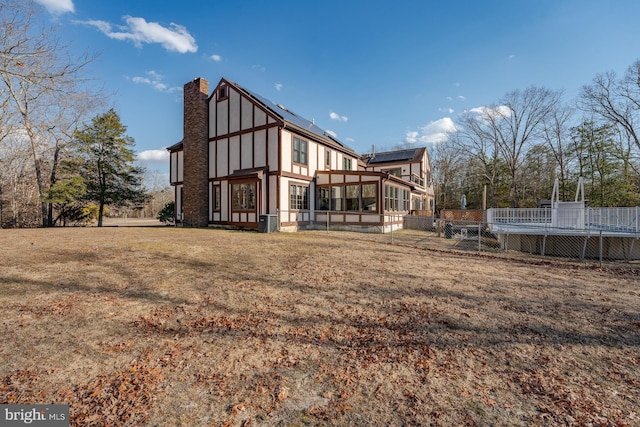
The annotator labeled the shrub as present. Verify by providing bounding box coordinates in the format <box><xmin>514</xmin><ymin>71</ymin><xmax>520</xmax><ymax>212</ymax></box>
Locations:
<box><xmin>157</xmin><ymin>201</ymin><xmax>175</xmax><ymax>225</ymax></box>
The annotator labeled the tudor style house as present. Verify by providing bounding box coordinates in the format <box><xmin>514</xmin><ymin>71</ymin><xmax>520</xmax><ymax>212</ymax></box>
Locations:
<box><xmin>168</xmin><ymin>77</ymin><xmax>434</xmax><ymax>231</ymax></box>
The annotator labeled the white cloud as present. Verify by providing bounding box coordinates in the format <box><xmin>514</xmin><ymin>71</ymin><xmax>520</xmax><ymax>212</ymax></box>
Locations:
<box><xmin>128</xmin><ymin>70</ymin><xmax>180</xmax><ymax>93</ymax></box>
<box><xmin>405</xmin><ymin>118</ymin><xmax>457</xmax><ymax>145</ymax></box>
<box><xmin>274</xmin><ymin>83</ymin><xmax>283</xmax><ymax>91</ymax></box>
<box><xmin>457</xmin><ymin>95</ymin><xmax>466</xmax><ymax>101</ymax></box>
<box><xmin>405</xmin><ymin>131</ymin><xmax>420</xmax><ymax>144</ymax></box>
<box><xmin>80</xmin><ymin>16</ymin><xmax>197</xmax><ymax>53</ymax></box>
<box><xmin>325</xmin><ymin>130</ymin><xmax>338</xmax><ymax>138</ymax></box>
<box><xmin>329</xmin><ymin>111</ymin><xmax>348</xmax><ymax>122</ymax></box>
<box><xmin>210</xmin><ymin>54</ymin><xmax>222</xmax><ymax>62</ymax></box>
<box><xmin>35</xmin><ymin>0</ymin><xmax>74</xmax><ymax>14</ymax></box>
<box><xmin>252</xmin><ymin>64</ymin><xmax>266</xmax><ymax>72</ymax></box>
<box><xmin>439</xmin><ymin>108</ymin><xmax>454</xmax><ymax>114</ymax></box>
<box><xmin>137</xmin><ymin>149</ymin><xmax>170</xmax><ymax>163</ymax></box>
<box><xmin>508</xmin><ymin>54</ymin><xmax>516</xmax><ymax>60</ymax></box>
<box><xmin>345</xmin><ymin>137</ymin><xmax>355</xmax><ymax>143</ymax></box>
<box><xmin>468</xmin><ymin>105</ymin><xmax>512</xmax><ymax>120</ymax></box>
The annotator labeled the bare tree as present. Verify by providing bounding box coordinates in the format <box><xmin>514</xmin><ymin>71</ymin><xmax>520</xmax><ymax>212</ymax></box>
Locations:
<box><xmin>430</xmin><ymin>137</ymin><xmax>466</xmax><ymax>212</ymax></box>
<box><xmin>0</xmin><ymin>0</ymin><xmax>97</xmax><ymax>226</ymax></box>
<box><xmin>540</xmin><ymin>102</ymin><xmax>575</xmax><ymax>200</ymax></box>
<box><xmin>457</xmin><ymin>110</ymin><xmax>504</xmax><ymax>208</ymax></box>
<box><xmin>44</xmin><ymin>92</ymin><xmax>102</xmax><ymax>225</ymax></box>
<box><xmin>579</xmin><ymin>61</ymin><xmax>640</xmax><ymax>151</ymax></box>
<box><xmin>0</xmin><ymin>131</ymin><xmax>37</xmax><ymax>227</ymax></box>
<box><xmin>485</xmin><ymin>87</ymin><xmax>561</xmax><ymax>207</ymax></box>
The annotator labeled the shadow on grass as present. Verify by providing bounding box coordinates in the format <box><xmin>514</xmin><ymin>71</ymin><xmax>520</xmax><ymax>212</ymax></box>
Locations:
<box><xmin>122</xmin><ymin>253</ymin><xmax>640</xmax><ymax>353</ymax></box>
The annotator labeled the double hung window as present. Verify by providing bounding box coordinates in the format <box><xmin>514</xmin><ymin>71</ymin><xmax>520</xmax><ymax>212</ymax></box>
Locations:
<box><xmin>293</xmin><ymin>137</ymin><xmax>308</xmax><ymax>165</ymax></box>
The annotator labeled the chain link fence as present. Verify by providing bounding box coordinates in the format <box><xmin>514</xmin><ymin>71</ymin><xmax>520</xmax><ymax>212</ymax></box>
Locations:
<box><xmin>273</xmin><ymin>209</ymin><xmax>640</xmax><ymax>270</ymax></box>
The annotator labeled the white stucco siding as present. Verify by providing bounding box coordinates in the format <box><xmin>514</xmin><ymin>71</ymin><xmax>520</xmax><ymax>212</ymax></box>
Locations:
<box><xmin>279</xmin><ymin>177</ymin><xmax>291</xmax><ymax>211</ymax></box>
<box><xmin>209</xmin><ymin>95</ymin><xmax>217</xmax><ymax>138</ymax></box>
<box><xmin>216</xmin><ymin>99</ymin><xmax>228</xmax><ymax>136</ymax></box>
<box><xmin>177</xmin><ymin>151</ymin><xmax>183</xmax><ymax>182</ymax></box>
<box><xmin>268</xmin><ymin>175</ymin><xmax>277</xmax><ymax>214</ymax></box>
<box><xmin>316</xmin><ymin>145</ymin><xmax>323</xmax><ymax>171</ymax></box>
<box><xmin>308</xmin><ymin>141</ymin><xmax>318</xmax><ymax>176</ymax></box>
<box><xmin>261</xmin><ymin>177</ymin><xmax>267</xmax><ymax>214</ymax></box>
<box><xmin>220</xmin><ymin>180</ymin><xmax>229</xmax><ymax>221</ymax></box>
<box><xmin>316</xmin><ymin>173</ymin><xmax>329</xmax><ymax>185</ymax></box>
<box><xmin>170</xmin><ymin>152</ymin><xmax>178</xmax><ymax>182</ymax></box>
<box><xmin>255</xmin><ymin>108</ymin><xmax>267</xmax><ymax>127</ymax></box>
<box><xmin>254</xmin><ymin>130</ymin><xmax>267</xmax><ymax>167</ymax></box>
<box><xmin>217</xmin><ymin>139</ymin><xmax>228</xmax><ymax>177</ymax></box>
<box><xmin>361</xmin><ymin>215</ymin><xmax>380</xmax><ymax>223</ymax></box>
<box><xmin>268</xmin><ymin>127</ymin><xmax>279</xmax><ymax>171</ymax></box>
<box><xmin>209</xmin><ymin>141</ymin><xmax>216</xmax><ymax>178</ymax></box>
<box><xmin>241</xmin><ymin>97</ymin><xmax>253</xmax><ymax>130</ymax></box>
<box><xmin>229</xmin><ymin>89</ymin><xmax>241</xmax><ymax>133</ymax></box>
<box><xmin>281</xmin><ymin>131</ymin><xmax>292</xmax><ymax>173</ymax></box>
<box><xmin>229</xmin><ymin>136</ymin><xmax>240</xmax><ymax>173</ymax></box>
<box><xmin>241</xmin><ymin>133</ymin><xmax>253</xmax><ymax>169</ymax></box>
<box><xmin>350</xmin><ymin>156</ymin><xmax>358</xmax><ymax>171</ymax></box>
<box><xmin>329</xmin><ymin>174</ymin><xmax>345</xmax><ymax>184</ymax></box>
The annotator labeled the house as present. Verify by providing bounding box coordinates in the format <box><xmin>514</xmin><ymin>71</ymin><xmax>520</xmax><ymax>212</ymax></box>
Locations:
<box><xmin>168</xmin><ymin>77</ymin><xmax>434</xmax><ymax>232</ymax></box>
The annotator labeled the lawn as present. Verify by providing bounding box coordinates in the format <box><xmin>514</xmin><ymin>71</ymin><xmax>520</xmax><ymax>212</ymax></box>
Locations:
<box><xmin>0</xmin><ymin>227</ymin><xmax>638</xmax><ymax>426</ymax></box>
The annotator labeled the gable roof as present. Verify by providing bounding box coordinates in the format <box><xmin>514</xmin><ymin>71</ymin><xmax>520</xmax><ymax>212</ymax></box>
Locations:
<box><xmin>361</xmin><ymin>147</ymin><xmax>427</xmax><ymax>165</ymax></box>
<box><xmin>221</xmin><ymin>78</ymin><xmax>359</xmax><ymax>157</ymax></box>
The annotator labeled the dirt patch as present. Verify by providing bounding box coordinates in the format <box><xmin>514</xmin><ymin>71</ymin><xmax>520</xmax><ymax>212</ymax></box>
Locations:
<box><xmin>0</xmin><ymin>227</ymin><xmax>638</xmax><ymax>426</ymax></box>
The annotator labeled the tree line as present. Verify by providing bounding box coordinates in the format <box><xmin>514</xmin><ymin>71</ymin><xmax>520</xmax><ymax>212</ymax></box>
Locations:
<box><xmin>0</xmin><ymin>1</ymin><xmax>156</xmax><ymax>228</ymax></box>
<box><xmin>432</xmin><ymin>61</ymin><xmax>640</xmax><ymax>212</ymax></box>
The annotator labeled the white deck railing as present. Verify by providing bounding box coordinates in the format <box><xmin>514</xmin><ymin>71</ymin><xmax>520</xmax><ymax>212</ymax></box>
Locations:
<box><xmin>487</xmin><ymin>207</ymin><xmax>640</xmax><ymax>232</ymax></box>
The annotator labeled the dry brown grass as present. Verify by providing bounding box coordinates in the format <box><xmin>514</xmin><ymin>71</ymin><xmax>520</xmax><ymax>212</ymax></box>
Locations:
<box><xmin>0</xmin><ymin>227</ymin><xmax>639</xmax><ymax>426</ymax></box>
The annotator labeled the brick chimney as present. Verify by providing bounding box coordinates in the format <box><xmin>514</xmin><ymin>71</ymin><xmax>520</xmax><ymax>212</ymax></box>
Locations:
<box><xmin>182</xmin><ymin>78</ymin><xmax>209</xmax><ymax>227</ymax></box>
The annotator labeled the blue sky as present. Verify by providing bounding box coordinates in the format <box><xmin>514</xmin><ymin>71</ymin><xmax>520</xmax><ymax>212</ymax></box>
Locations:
<box><xmin>34</xmin><ymin>0</ymin><xmax>640</xmax><ymax>181</ymax></box>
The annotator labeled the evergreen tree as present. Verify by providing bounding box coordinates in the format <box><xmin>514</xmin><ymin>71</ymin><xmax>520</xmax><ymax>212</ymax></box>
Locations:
<box><xmin>73</xmin><ymin>109</ymin><xmax>146</xmax><ymax>226</ymax></box>
<box><xmin>157</xmin><ymin>201</ymin><xmax>175</xmax><ymax>225</ymax></box>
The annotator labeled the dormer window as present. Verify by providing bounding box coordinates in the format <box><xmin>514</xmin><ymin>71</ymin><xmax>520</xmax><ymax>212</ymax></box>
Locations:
<box><xmin>218</xmin><ymin>85</ymin><xmax>228</xmax><ymax>100</ymax></box>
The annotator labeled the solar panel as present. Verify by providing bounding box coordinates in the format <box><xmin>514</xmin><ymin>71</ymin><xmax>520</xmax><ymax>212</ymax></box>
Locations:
<box><xmin>240</xmin><ymin>86</ymin><xmax>353</xmax><ymax>151</ymax></box>
<box><xmin>368</xmin><ymin>149</ymin><xmax>416</xmax><ymax>164</ymax></box>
